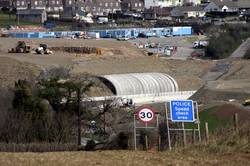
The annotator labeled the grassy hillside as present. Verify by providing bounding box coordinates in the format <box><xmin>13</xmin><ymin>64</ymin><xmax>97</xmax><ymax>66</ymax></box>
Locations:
<box><xmin>186</xmin><ymin>104</ymin><xmax>250</xmax><ymax>134</ymax></box>
<box><xmin>0</xmin><ymin>12</ymin><xmax>41</xmax><ymax>27</ymax></box>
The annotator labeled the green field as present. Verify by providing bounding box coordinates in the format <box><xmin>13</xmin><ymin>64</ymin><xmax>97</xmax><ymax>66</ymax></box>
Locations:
<box><xmin>0</xmin><ymin>12</ymin><xmax>41</xmax><ymax>27</ymax></box>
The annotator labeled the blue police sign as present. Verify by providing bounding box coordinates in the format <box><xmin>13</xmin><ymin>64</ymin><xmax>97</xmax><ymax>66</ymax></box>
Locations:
<box><xmin>170</xmin><ymin>100</ymin><xmax>195</xmax><ymax>122</ymax></box>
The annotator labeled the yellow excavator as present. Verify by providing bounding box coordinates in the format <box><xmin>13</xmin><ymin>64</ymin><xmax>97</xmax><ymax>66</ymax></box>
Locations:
<box><xmin>8</xmin><ymin>41</ymin><xmax>31</xmax><ymax>53</ymax></box>
<box><xmin>243</xmin><ymin>98</ymin><xmax>250</xmax><ymax>106</ymax></box>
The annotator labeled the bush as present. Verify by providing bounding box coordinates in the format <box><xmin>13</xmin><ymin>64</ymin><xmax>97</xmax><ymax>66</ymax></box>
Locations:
<box><xmin>117</xmin><ymin>132</ymin><xmax>128</xmax><ymax>150</ymax></box>
<box><xmin>85</xmin><ymin>140</ymin><xmax>96</xmax><ymax>151</ymax></box>
<box><xmin>206</xmin><ymin>25</ymin><xmax>250</xmax><ymax>59</ymax></box>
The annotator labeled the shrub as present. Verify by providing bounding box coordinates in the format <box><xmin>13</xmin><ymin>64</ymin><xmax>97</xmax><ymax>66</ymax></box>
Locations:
<box><xmin>85</xmin><ymin>140</ymin><xmax>96</xmax><ymax>151</ymax></box>
<box><xmin>117</xmin><ymin>132</ymin><xmax>128</xmax><ymax>150</ymax></box>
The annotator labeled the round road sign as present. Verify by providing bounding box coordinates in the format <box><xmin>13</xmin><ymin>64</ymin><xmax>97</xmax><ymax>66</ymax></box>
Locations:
<box><xmin>136</xmin><ymin>106</ymin><xmax>156</xmax><ymax>124</ymax></box>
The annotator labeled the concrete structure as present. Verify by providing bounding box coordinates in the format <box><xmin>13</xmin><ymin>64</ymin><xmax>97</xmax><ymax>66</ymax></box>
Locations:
<box><xmin>96</xmin><ymin>72</ymin><xmax>195</xmax><ymax>106</ymax></box>
<box><xmin>99</xmin><ymin>73</ymin><xmax>179</xmax><ymax>96</ymax></box>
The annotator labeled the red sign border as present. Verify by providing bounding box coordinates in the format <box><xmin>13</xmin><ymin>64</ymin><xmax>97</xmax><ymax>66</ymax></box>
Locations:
<box><xmin>136</xmin><ymin>105</ymin><xmax>157</xmax><ymax>124</ymax></box>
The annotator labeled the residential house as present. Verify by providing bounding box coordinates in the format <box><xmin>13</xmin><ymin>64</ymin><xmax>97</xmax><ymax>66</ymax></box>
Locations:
<box><xmin>47</xmin><ymin>0</ymin><xmax>63</xmax><ymax>12</ymax></box>
<box><xmin>171</xmin><ymin>5</ymin><xmax>205</xmax><ymax>18</ymax></box>
<box><xmin>15</xmin><ymin>0</ymin><xmax>28</xmax><ymax>10</ymax></box>
<box><xmin>143</xmin><ymin>8</ymin><xmax>157</xmax><ymax>19</ymax></box>
<box><xmin>15</xmin><ymin>0</ymin><xmax>46</xmax><ymax>10</ymax></box>
<box><xmin>144</xmin><ymin>6</ymin><xmax>172</xmax><ymax>19</ymax></box>
<box><xmin>204</xmin><ymin>0</ymin><xmax>238</xmax><ymax>12</ymax></box>
<box><xmin>46</xmin><ymin>0</ymin><xmax>64</xmax><ymax>19</ymax></box>
<box><xmin>80</xmin><ymin>0</ymin><xmax>121</xmax><ymax>16</ymax></box>
<box><xmin>30</xmin><ymin>0</ymin><xmax>46</xmax><ymax>9</ymax></box>
<box><xmin>16</xmin><ymin>9</ymin><xmax>47</xmax><ymax>23</ymax></box>
<box><xmin>120</xmin><ymin>0</ymin><xmax>144</xmax><ymax>12</ymax></box>
<box><xmin>0</xmin><ymin>0</ymin><xmax>10</xmax><ymax>9</ymax></box>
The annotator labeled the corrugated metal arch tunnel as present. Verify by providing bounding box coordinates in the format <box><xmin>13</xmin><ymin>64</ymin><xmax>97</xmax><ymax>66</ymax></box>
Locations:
<box><xmin>98</xmin><ymin>73</ymin><xmax>179</xmax><ymax>96</ymax></box>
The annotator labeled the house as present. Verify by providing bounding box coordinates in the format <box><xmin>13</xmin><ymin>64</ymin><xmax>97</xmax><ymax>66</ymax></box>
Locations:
<box><xmin>47</xmin><ymin>0</ymin><xmax>63</xmax><ymax>13</ymax></box>
<box><xmin>143</xmin><ymin>8</ymin><xmax>157</xmax><ymax>19</ymax></box>
<box><xmin>16</xmin><ymin>9</ymin><xmax>47</xmax><ymax>23</ymax></box>
<box><xmin>204</xmin><ymin>0</ymin><xmax>238</xmax><ymax>12</ymax></box>
<box><xmin>120</xmin><ymin>0</ymin><xmax>144</xmax><ymax>12</ymax></box>
<box><xmin>64</xmin><ymin>0</ymin><xmax>121</xmax><ymax>16</ymax></box>
<box><xmin>171</xmin><ymin>6</ymin><xmax>206</xmax><ymax>18</ymax></box>
<box><xmin>46</xmin><ymin>0</ymin><xmax>64</xmax><ymax>19</ymax></box>
<box><xmin>0</xmin><ymin>0</ymin><xmax>10</xmax><ymax>9</ymax></box>
<box><xmin>30</xmin><ymin>0</ymin><xmax>46</xmax><ymax>9</ymax></box>
<box><xmin>15</xmin><ymin>0</ymin><xmax>46</xmax><ymax>10</ymax></box>
<box><xmin>15</xmin><ymin>0</ymin><xmax>28</xmax><ymax>10</ymax></box>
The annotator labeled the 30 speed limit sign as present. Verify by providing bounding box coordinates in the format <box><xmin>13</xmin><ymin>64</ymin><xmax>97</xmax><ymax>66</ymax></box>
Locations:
<box><xmin>136</xmin><ymin>106</ymin><xmax>156</xmax><ymax>124</ymax></box>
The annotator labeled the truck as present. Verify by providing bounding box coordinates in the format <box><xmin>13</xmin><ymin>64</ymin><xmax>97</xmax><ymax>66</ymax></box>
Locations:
<box><xmin>193</xmin><ymin>40</ymin><xmax>208</xmax><ymax>49</ymax></box>
<box><xmin>97</xmin><ymin>17</ymin><xmax>109</xmax><ymax>24</ymax></box>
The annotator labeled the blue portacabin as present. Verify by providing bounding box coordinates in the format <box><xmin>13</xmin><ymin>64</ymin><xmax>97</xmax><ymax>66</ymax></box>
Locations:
<box><xmin>170</xmin><ymin>100</ymin><xmax>195</xmax><ymax>122</ymax></box>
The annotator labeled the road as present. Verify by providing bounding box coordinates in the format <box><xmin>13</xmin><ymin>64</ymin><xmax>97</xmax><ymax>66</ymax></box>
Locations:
<box><xmin>230</xmin><ymin>38</ymin><xmax>250</xmax><ymax>58</ymax></box>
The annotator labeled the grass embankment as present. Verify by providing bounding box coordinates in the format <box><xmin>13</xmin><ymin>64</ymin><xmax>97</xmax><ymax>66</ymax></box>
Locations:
<box><xmin>0</xmin><ymin>12</ymin><xmax>41</xmax><ymax>27</ymax></box>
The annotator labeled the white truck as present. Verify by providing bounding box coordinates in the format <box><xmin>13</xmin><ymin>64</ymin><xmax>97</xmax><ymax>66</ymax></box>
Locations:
<box><xmin>193</xmin><ymin>40</ymin><xmax>208</xmax><ymax>49</ymax></box>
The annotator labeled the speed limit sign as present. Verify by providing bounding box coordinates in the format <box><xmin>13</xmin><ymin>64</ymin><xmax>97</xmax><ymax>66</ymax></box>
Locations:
<box><xmin>136</xmin><ymin>105</ymin><xmax>156</xmax><ymax>124</ymax></box>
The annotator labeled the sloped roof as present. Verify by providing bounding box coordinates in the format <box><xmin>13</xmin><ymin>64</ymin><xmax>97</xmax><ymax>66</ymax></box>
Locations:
<box><xmin>99</xmin><ymin>73</ymin><xmax>179</xmax><ymax>96</ymax></box>
<box><xmin>211</xmin><ymin>0</ymin><xmax>238</xmax><ymax>8</ymax></box>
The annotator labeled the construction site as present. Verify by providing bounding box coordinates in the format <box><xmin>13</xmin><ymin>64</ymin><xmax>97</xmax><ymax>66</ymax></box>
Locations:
<box><xmin>0</xmin><ymin>27</ymin><xmax>250</xmax><ymax>165</ymax></box>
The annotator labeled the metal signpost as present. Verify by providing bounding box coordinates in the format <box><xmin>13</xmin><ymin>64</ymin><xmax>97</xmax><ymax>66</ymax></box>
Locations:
<box><xmin>166</xmin><ymin>100</ymin><xmax>201</xmax><ymax>150</ymax></box>
<box><xmin>134</xmin><ymin>105</ymin><xmax>159</xmax><ymax>150</ymax></box>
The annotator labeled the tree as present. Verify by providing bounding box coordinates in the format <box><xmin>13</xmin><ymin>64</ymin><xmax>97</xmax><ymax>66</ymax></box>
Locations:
<box><xmin>12</xmin><ymin>80</ymin><xmax>34</xmax><ymax>112</ymax></box>
<box><xmin>68</xmin><ymin>73</ymin><xmax>95</xmax><ymax>145</ymax></box>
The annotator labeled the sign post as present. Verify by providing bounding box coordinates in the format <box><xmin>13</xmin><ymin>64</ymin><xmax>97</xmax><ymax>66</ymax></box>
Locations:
<box><xmin>170</xmin><ymin>100</ymin><xmax>195</xmax><ymax>122</ymax></box>
<box><xmin>166</xmin><ymin>100</ymin><xmax>201</xmax><ymax>150</ymax></box>
<box><xmin>134</xmin><ymin>105</ymin><xmax>159</xmax><ymax>150</ymax></box>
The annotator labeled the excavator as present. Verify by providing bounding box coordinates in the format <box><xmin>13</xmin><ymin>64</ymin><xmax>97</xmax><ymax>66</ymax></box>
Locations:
<box><xmin>8</xmin><ymin>41</ymin><xmax>31</xmax><ymax>53</ymax></box>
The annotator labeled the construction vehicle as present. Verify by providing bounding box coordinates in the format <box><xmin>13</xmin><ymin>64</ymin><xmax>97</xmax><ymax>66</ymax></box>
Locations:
<box><xmin>243</xmin><ymin>98</ymin><xmax>250</xmax><ymax>106</ymax></box>
<box><xmin>35</xmin><ymin>44</ymin><xmax>53</xmax><ymax>54</ymax></box>
<box><xmin>8</xmin><ymin>41</ymin><xmax>31</xmax><ymax>53</ymax></box>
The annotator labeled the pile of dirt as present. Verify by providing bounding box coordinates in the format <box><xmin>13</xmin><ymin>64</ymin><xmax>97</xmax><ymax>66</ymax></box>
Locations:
<box><xmin>50</xmin><ymin>46</ymin><xmax>99</xmax><ymax>54</ymax></box>
<box><xmin>211</xmin><ymin>104</ymin><xmax>250</xmax><ymax>123</ymax></box>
